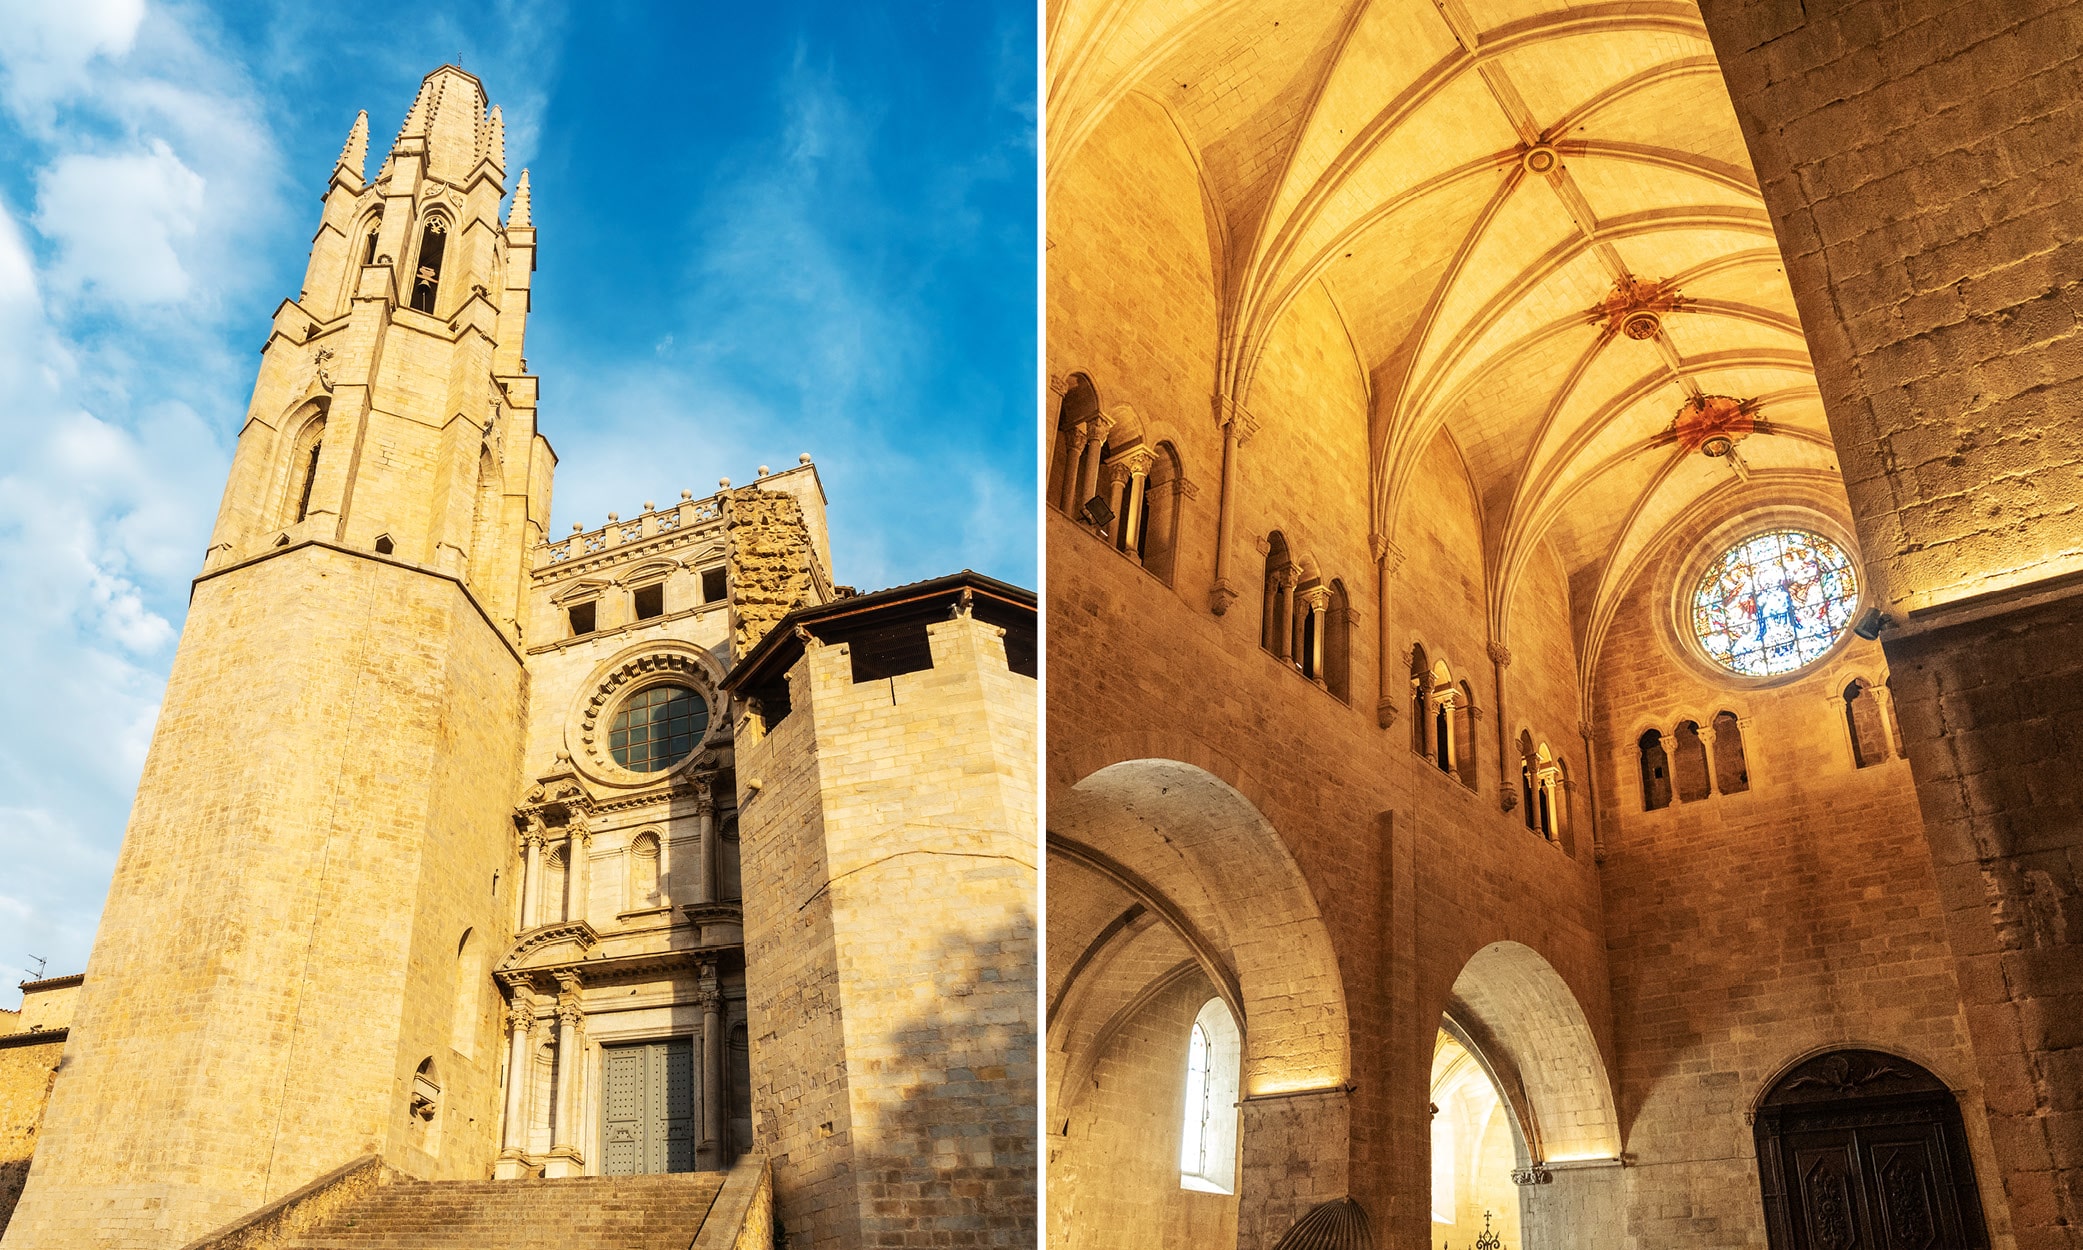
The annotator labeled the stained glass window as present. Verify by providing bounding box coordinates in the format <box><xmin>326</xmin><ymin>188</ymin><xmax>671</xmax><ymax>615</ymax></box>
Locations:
<box><xmin>1691</xmin><ymin>530</ymin><xmax>1857</xmax><ymax>677</ymax></box>
<box><xmin>609</xmin><ymin>684</ymin><xmax>708</xmax><ymax>773</ymax></box>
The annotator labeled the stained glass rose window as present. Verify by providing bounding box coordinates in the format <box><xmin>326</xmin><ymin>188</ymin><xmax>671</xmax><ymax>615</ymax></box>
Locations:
<box><xmin>1691</xmin><ymin>530</ymin><xmax>1858</xmax><ymax>677</ymax></box>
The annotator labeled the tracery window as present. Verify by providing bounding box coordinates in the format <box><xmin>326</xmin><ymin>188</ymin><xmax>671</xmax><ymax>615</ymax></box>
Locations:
<box><xmin>609</xmin><ymin>685</ymin><xmax>709</xmax><ymax>773</ymax></box>
<box><xmin>1692</xmin><ymin>530</ymin><xmax>1857</xmax><ymax>677</ymax></box>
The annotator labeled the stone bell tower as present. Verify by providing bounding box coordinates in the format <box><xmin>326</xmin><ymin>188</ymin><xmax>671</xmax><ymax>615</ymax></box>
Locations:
<box><xmin>1</xmin><ymin>67</ymin><xmax>551</xmax><ymax>1250</ymax></box>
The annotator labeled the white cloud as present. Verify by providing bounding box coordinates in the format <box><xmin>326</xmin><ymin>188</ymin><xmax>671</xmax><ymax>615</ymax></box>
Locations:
<box><xmin>0</xmin><ymin>0</ymin><xmax>147</xmax><ymax>121</ymax></box>
<box><xmin>34</xmin><ymin>141</ymin><xmax>206</xmax><ymax>304</ymax></box>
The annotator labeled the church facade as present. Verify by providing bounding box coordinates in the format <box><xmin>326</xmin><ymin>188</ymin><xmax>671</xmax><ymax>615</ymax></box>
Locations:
<box><xmin>1045</xmin><ymin>1</ymin><xmax>2081</xmax><ymax>1249</ymax></box>
<box><xmin>0</xmin><ymin>67</ymin><xmax>1036</xmax><ymax>1250</ymax></box>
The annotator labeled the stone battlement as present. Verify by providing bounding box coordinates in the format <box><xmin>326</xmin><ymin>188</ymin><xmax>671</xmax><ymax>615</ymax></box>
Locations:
<box><xmin>534</xmin><ymin>461</ymin><xmax>818</xmax><ymax>574</ymax></box>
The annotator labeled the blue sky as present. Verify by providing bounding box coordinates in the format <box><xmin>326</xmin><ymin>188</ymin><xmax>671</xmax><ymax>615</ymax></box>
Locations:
<box><xmin>0</xmin><ymin>0</ymin><xmax>1037</xmax><ymax>995</ymax></box>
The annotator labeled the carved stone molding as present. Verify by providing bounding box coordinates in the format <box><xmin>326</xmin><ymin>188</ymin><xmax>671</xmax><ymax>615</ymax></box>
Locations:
<box><xmin>1511</xmin><ymin>1164</ymin><xmax>1553</xmax><ymax>1186</ymax></box>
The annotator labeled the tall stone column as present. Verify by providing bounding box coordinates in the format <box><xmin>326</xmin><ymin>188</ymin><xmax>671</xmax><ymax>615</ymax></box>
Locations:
<box><xmin>520</xmin><ymin>826</ymin><xmax>545</xmax><ymax>931</ymax></box>
<box><xmin>495</xmin><ymin>991</ymin><xmax>535</xmax><ymax>1179</ymax></box>
<box><xmin>1488</xmin><ymin>643</ymin><xmax>1514</xmax><ymax>810</ymax></box>
<box><xmin>544</xmin><ymin>973</ymin><xmax>585</xmax><ymax>1178</ymax></box>
<box><xmin>698</xmin><ymin>966</ymin><xmax>726</xmax><ymax>1165</ymax></box>
<box><xmin>564</xmin><ymin>814</ymin><xmax>590</xmax><ymax>927</ymax></box>
<box><xmin>695</xmin><ymin>795</ymin><xmax>718</xmax><ymax>904</ymax></box>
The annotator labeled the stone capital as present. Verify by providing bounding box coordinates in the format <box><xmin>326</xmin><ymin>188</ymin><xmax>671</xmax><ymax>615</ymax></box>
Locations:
<box><xmin>1212</xmin><ymin>392</ymin><xmax>1258</xmax><ymax>443</ymax></box>
<box><xmin>1300</xmin><ymin>584</ymin><xmax>1332</xmax><ymax>612</ymax></box>
<box><xmin>1209</xmin><ymin>579</ymin><xmax>1239</xmax><ymax>616</ymax></box>
<box><xmin>1081</xmin><ymin>414</ymin><xmax>1114</xmax><ymax>444</ymax></box>
<box><xmin>1119</xmin><ymin>446</ymin><xmax>1159</xmax><ymax>476</ymax></box>
<box><xmin>507</xmin><ymin>998</ymin><xmax>535</xmax><ymax>1036</ymax></box>
<box><xmin>1511</xmin><ymin>1164</ymin><xmax>1553</xmax><ymax>1186</ymax></box>
<box><xmin>557</xmin><ymin>998</ymin><xmax>585</xmax><ymax>1030</ymax></box>
<box><xmin>1100</xmin><ymin>459</ymin><xmax>1133</xmax><ymax>488</ymax></box>
<box><xmin>1370</xmin><ymin>534</ymin><xmax>1406</xmax><ymax>575</ymax></box>
<box><xmin>1486</xmin><ymin>642</ymin><xmax>1512</xmax><ymax>668</ymax></box>
<box><xmin>1376</xmin><ymin>698</ymin><xmax>1400</xmax><ymax>730</ymax></box>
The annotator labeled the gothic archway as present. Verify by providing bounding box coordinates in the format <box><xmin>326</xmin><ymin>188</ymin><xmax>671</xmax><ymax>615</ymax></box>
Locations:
<box><xmin>1753</xmin><ymin>1050</ymin><xmax>1989</xmax><ymax>1250</ymax></box>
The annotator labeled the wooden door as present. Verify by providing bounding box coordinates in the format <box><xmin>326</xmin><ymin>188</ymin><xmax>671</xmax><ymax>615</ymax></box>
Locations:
<box><xmin>1755</xmin><ymin>1050</ymin><xmax>1988</xmax><ymax>1250</ymax></box>
<box><xmin>601</xmin><ymin>1038</ymin><xmax>697</xmax><ymax>1175</ymax></box>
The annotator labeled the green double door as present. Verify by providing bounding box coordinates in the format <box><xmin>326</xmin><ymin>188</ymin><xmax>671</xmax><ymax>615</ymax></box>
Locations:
<box><xmin>600</xmin><ymin>1038</ymin><xmax>697</xmax><ymax>1175</ymax></box>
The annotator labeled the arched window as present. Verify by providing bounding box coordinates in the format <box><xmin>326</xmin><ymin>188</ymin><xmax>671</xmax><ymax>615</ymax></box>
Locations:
<box><xmin>1427</xmin><ymin>661</ymin><xmax>1458</xmax><ymax>775</ymax></box>
<box><xmin>282</xmin><ymin>409</ymin><xmax>327</xmax><ymax>527</ymax></box>
<box><xmin>1261</xmin><ymin>532</ymin><xmax>1294</xmax><ymax>660</ymax></box>
<box><xmin>1454</xmin><ymin>680</ymin><xmax>1478</xmax><ymax>791</ymax></box>
<box><xmin>1520</xmin><ymin>734</ymin><xmax>1538</xmax><ymax>832</ymax></box>
<box><xmin>361</xmin><ymin>211</ymin><xmax>383</xmax><ymax>265</ymax></box>
<box><xmin>1639</xmin><ymin>730</ymin><xmax>1672</xmax><ymax>810</ymax></box>
<box><xmin>1179</xmin><ymin>998</ymin><xmax>1240</xmax><ymax>1194</ymax></box>
<box><xmin>1140</xmin><ymin>442</ymin><xmax>1184</xmax><ymax>585</ymax></box>
<box><xmin>469</xmin><ymin>444</ymin><xmax>500</xmax><ymax>595</ymax></box>
<box><xmin>449</xmin><ymin>929</ymin><xmax>483</xmax><ymax>1058</ymax></box>
<box><xmin>409</xmin><ymin>1056</ymin><xmax>442</xmax><ymax>1135</ymax></box>
<box><xmin>1323</xmin><ymin>579</ymin><xmax>1351</xmax><ymax>702</ymax></box>
<box><xmin>1845</xmin><ymin>680</ymin><xmax>1890</xmax><ymax>767</ymax></box>
<box><xmin>1535</xmin><ymin>748</ymin><xmax>1563</xmax><ymax>841</ymax></box>
<box><xmin>1410</xmin><ymin>645</ymin><xmax>1432</xmax><ymax>756</ymax></box>
<box><xmin>1712</xmin><ymin>710</ymin><xmax>1750</xmax><ymax>791</ymax></box>
<box><xmin>1049</xmin><ymin>373</ymin><xmax>1100</xmax><ymax>514</ymax></box>
<box><xmin>1673</xmin><ymin>720</ymin><xmax>1711</xmax><ymax>801</ymax></box>
<box><xmin>1430</xmin><ymin>1103</ymin><xmax>1455</xmax><ymax>1223</ymax></box>
<box><xmin>409</xmin><ymin>216</ymin><xmax>448</xmax><ymax>313</ymax></box>
<box><xmin>629</xmin><ymin>831</ymin><xmax>663</xmax><ymax>909</ymax></box>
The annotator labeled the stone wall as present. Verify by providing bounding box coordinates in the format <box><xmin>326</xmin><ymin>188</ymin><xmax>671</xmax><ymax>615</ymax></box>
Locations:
<box><xmin>1590</xmin><ymin>516</ymin><xmax>2002</xmax><ymax>1248</ymax></box>
<box><xmin>738</xmin><ymin>611</ymin><xmax>1037</xmax><ymax>1249</ymax></box>
<box><xmin>0</xmin><ymin>546</ymin><xmax>526</xmax><ymax>1250</ymax></box>
<box><xmin>0</xmin><ymin>1038</ymin><xmax>63</xmax><ymax>1236</ymax></box>
<box><xmin>1695</xmin><ymin>4</ymin><xmax>2083</xmax><ymax>1240</ymax></box>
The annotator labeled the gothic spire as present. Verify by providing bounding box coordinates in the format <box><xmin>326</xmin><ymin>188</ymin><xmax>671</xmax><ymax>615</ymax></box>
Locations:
<box><xmin>395</xmin><ymin>76</ymin><xmax>434</xmax><ymax>143</ymax></box>
<box><xmin>507</xmin><ymin>169</ymin><xmax>532</xmax><ymax>229</ymax></box>
<box><xmin>336</xmin><ymin>110</ymin><xmax>369</xmax><ymax>182</ymax></box>
<box><xmin>483</xmin><ymin>105</ymin><xmax>506</xmax><ymax>170</ymax></box>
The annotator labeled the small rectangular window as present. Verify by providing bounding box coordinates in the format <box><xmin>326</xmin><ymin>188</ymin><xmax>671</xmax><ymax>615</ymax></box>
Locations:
<box><xmin>700</xmin><ymin>567</ymin><xmax>727</xmax><ymax>603</ymax></box>
<box><xmin>568</xmin><ymin>602</ymin><xmax>596</xmax><ymax>636</ymax></box>
<box><xmin>633</xmin><ymin>584</ymin><xmax>665</xmax><ymax>620</ymax></box>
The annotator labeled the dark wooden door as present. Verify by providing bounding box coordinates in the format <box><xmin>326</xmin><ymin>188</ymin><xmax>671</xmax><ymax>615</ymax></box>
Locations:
<box><xmin>1756</xmin><ymin>1051</ymin><xmax>1988</xmax><ymax>1250</ymax></box>
<box><xmin>601</xmin><ymin>1038</ymin><xmax>697</xmax><ymax>1175</ymax></box>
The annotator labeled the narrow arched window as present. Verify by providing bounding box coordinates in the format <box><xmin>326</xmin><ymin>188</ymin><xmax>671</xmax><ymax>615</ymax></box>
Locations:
<box><xmin>1713</xmin><ymin>710</ymin><xmax>1750</xmax><ymax>791</ymax></box>
<box><xmin>1845</xmin><ymin>680</ymin><xmax>1889</xmax><ymax>767</ymax></box>
<box><xmin>1454</xmin><ymin>681</ymin><xmax>1478</xmax><ymax>791</ymax></box>
<box><xmin>1536</xmin><ymin>755</ymin><xmax>1560</xmax><ymax>840</ymax></box>
<box><xmin>1141</xmin><ymin>443</ymin><xmax>1183</xmax><ymax>584</ymax></box>
<box><xmin>1323</xmin><ymin>579</ymin><xmax>1351</xmax><ymax>701</ymax></box>
<box><xmin>1261</xmin><ymin>532</ymin><xmax>1294</xmax><ymax>659</ymax></box>
<box><xmin>1639</xmin><ymin>730</ymin><xmax>1672</xmax><ymax>810</ymax></box>
<box><xmin>1049</xmin><ymin>374</ymin><xmax>1099</xmax><ymax>514</ymax></box>
<box><xmin>1179</xmin><ymin>998</ymin><xmax>1240</xmax><ymax>1194</ymax></box>
<box><xmin>1522</xmin><ymin>757</ymin><xmax>1538</xmax><ymax>830</ymax></box>
<box><xmin>410</xmin><ymin>217</ymin><xmax>447</xmax><ymax>313</ymax></box>
<box><xmin>362</xmin><ymin>217</ymin><xmax>382</xmax><ymax>265</ymax></box>
<box><xmin>1673</xmin><ymin>720</ymin><xmax>1711</xmax><ymax>801</ymax></box>
<box><xmin>281</xmin><ymin>410</ymin><xmax>326</xmax><ymax>527</ymax></box>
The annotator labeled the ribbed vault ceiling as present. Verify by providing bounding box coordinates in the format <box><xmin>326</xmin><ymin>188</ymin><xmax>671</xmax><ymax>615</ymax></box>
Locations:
<box><xmin>1049</xmin><ymin>0</ymin><xmax>1842</xmax><ymax>652</ymax></box>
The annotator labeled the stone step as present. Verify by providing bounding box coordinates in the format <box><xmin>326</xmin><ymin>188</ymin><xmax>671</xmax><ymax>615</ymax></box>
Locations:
<box><xmin>285</xmin><ymin>1172</ymin><xmax>728</xmax><ymax>1250</ymax></box>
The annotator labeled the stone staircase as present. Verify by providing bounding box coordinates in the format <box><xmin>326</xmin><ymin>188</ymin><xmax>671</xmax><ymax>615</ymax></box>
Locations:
<box><xmin>181</xmin><ymin>1155</ymin><xmax>771</xmax><ymax>1250</ymax></box>
<box><xmin>285</xmin><ymin>1173</ymin><xmax>727</xmax><ymax>1249</ymax></box>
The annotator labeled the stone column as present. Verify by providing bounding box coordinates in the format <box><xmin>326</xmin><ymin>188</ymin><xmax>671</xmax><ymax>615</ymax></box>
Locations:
<box><xmin>495</xmin><ymin>991</ymin><xmax>535</xmax><ymax>1177</ymax></box>
<box><xmin>1697</xmin><ymin>719</ymin><xmax>1720</xmax><ymax>796</ymax></box>
<box><xmin>519</xmin><ymin>823</ymin><xmax>546</xmax><ymax>931</ymax></box>
<box><xmin>1100</xmin><ymin>460</ymin><xmax>1131</xmax><ymax>540</ymax></box>
<box><xmin>545</xmin><ymin>973</ymin><xmax>585</xmax><ymax>1177</ymax></box>
<box><xmin>1373</xmin><ymin>537</ymin><xmax>1405</xmax><ymax>728</ymax></box>
<box><xmin>1117</xmin><ymin>447</ymin><xmax>1156</xmax><ymax>557</ymax></box>
<box><xmin>565</xmin><ymin>815</ymin><xmax>591</xmax><ymax>927</ymax></box>
<box><xmin>1208</xmin><ymin>401</ymin><xmax>1256</xmax><ymax>615</ymax></box>
<box><xmin>698</xmin><ymin>968</ymin><xmax>726</xmax><ymax>1164</ymax></box>
<box><xmin>1301</xmin><ymin>585</ymin><xmax>1331</xmax><ymax>681</ymax></box>
<box><xmin>1072</xmin><ymin>415</ymin><xmax>1112</xmax><ymax>515</ymax></box>
<box><xmin>1056</xmin><ymin>419</ymin><xmax>1088</xmax><ymax>513</ymax></box>
<box><xmin>695</xmin><ymin>795</ymin><xmax>718</xmax><ymax>904</ymax></box>
<box><xmin>1271</xmin><ymin>566</ymin><xmax>1299</xmax><ymax>662</ymax></box>
<box><xmin>1577</xmin><ymin>722</ymin><xmax>1602</xmax><ymax>861</ymax></box>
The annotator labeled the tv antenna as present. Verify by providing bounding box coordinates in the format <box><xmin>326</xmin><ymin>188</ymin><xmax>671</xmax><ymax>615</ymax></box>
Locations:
<box><xmin>26</xmin><ymin>955</ymin><xmax>46</xmax><ymax>980</ymax></box>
